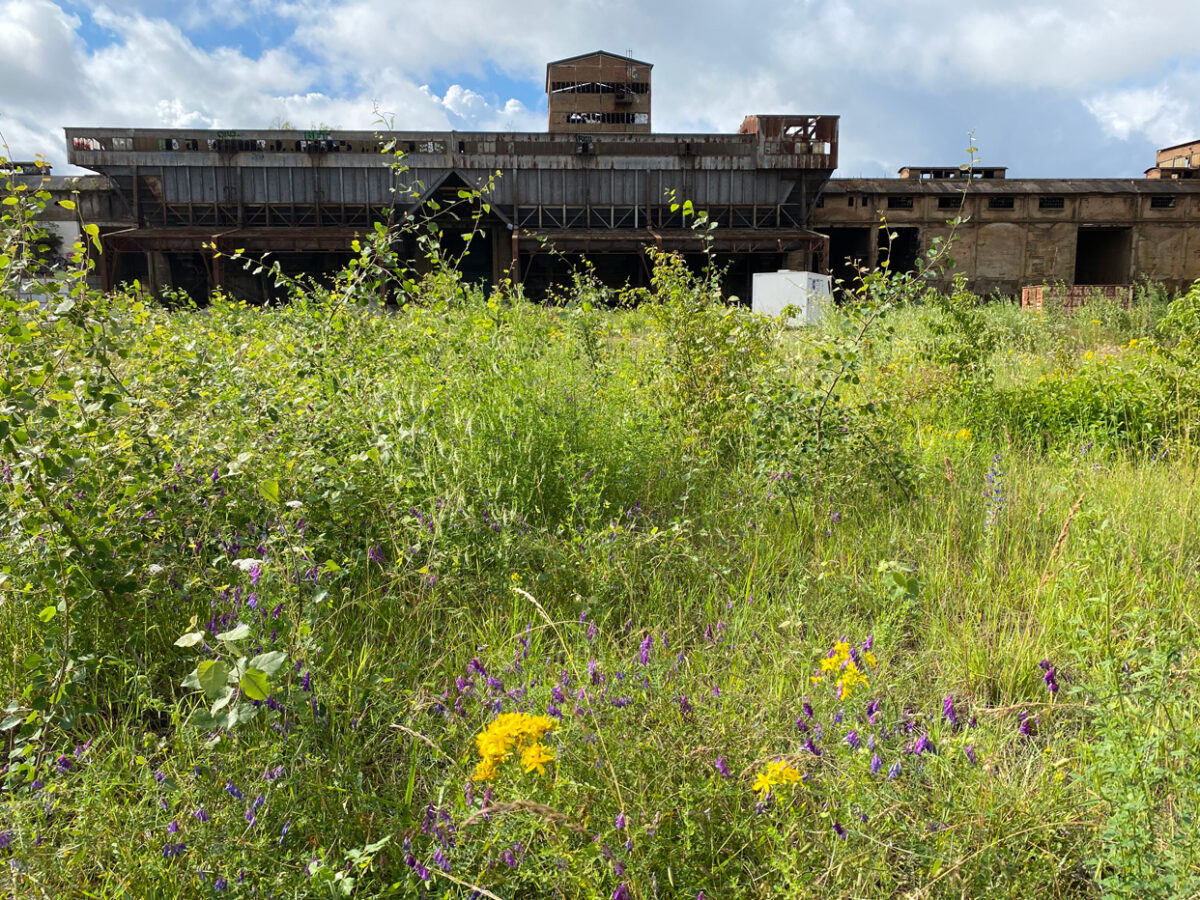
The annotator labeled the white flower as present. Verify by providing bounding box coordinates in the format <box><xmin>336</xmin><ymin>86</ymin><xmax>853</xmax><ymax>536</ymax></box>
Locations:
<box><xmin>285</xmin><ymin>500</ymin><xmax>304</xmax><ymax>509</ymax></box>
<box><xmin>231</xmin><ymin>558</ymin><xmax>263</xmax><ymax>572</ymax></box>
<box><xmin>147</xmin><ymin>564</ymin><xmax>165</xmax><ymax>576</ymax></box>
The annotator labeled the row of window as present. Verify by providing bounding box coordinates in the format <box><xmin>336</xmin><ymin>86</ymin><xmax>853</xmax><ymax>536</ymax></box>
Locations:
<box><xmin>549</xmin><ymin>81</ymin><xmax>650</xmax><ymax>94</ymax></box>
<box><xmin>562</xmin><ymin>112</ymin><xmax>649</xmax><ymax>125</ymax></box>
<box><xmin>880</xmin><ymin>195</ymin><xmax>1180</xmax><ymax>210</ymax></box>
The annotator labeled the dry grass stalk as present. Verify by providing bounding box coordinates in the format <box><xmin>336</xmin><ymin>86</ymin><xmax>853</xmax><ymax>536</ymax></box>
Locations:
<box><xmin>1038</xmin><ymin>493</ymin><xmax>1085</xmax><ymax>591</ymax></box>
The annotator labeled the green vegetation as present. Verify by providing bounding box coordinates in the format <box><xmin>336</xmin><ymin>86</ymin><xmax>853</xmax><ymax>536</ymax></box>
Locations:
<box><xmin>3</xmin><ymin>163</ymin><xmax>1200</xmax><ymax>899</ymax></box>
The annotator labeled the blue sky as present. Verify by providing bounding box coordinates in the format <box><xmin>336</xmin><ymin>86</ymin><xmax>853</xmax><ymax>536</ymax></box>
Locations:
<box><xmin>2</xmin><ymin>0</ymin><xmax>1198</xmax><ymax>178</ymax></box>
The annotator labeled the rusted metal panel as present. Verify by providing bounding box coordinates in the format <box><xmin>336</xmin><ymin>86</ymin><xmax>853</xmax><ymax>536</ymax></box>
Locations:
<box><xmin>1021</xmin><ymin>285</ymin><xmax>1133</xmax><ymax>312</ymax></box>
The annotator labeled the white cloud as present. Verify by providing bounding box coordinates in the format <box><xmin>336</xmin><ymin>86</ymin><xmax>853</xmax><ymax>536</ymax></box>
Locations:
<box><xmin>2</xmin><ymin>0</ymin><xmax>1198</xmax><ymax>177</ymax></box>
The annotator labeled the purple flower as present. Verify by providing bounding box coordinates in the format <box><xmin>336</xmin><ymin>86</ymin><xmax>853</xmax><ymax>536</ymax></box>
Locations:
<box><xmin>887</xmin><ymin>761</ymin><xmax>902</xmax><ymax>780</ymax></box>
<box><xmin>833</xmin><ymin>821</ymin><xmax>847</xmax><ymax>840</ymax></box>
<box><xmin>715</xmin><ymin>756</ymin><xmax>732</xmax><ymax>778</ymax></box>
<box><xmin>870</xmin><ymin>754</ymin><xmax>882</xmax><ymax>775</ymax></box>
<box><xmin>161</xmin><ymin>841</ymin><xmax>187</xmax><ymax>859</ymax></box>
<box><xmin>678</xmin><ymin>694</ymin><xmax>693</xmax><ymax>715</ymax></box>
<box><xmin>912</xmin><ymin>734</ymin><xmax>935</xmax><ymax>755</ymax></box>
<box><xmin>845</xmin><ymin>729</ymin><xmax>861</xmax><ymax>750</ymax></box>
<box><xmin>802</xmin><ymin>700</ymin><xmax>814</xmax><ymax>720</ymax></box>
<box><xmin>965</xmin><ymin>745</ymin><xmax>978</xmax><ymax>765</ymax></box>
<box><xmin>943</xmin><ymin>695</ymin><xmax>957</xmax><ymax>727</ymax></box>
<box><xmin>0</xmin><ymin>831</ymin><xmax>12</xmax><ymax>849</ymax></box>
<box><xmin>468</xmin><ymin>657</ymin><xmax>487</xmax><ymax>677</ymax></box>
<box><xmin>167</xmin><ymin>820</ymin><xmax>179</xmax><ymax>834</ymax></box>
<box><xmin>865</xmin><ymin>698</ymin><xmax>880</xmax><ymax>724</ymax></box>
<box><xmin>280</xmin><ymin>821</ymin><xmax>291</xmax><ymax>845</ymax></box>
<box><xmin>301</xmin><ymin>670</ymin><xmax>312</xmax><ymax>692</ymax></box>
<box><xmin>504</xmin><ymin>849</ymin><xmax>518</xmax><ymax>868</ymax></box>
<box><xmin>214</xmin><ymin>876</ymin><xmax>228</xmax><ymax>891</ymax></box>
<box><xmin>638</xmin><ymin>634</ymin><xmax>653</xmax><ymax>666</ymax></box>
<box><xmin>264</xmin><ymin>765</ymin><xmax>284</xmax><ymax>781</ymax></box>
<box><xmin>804</xmin><ymin>738</ymin><xmax>822</xmax><ymax>757</ymax></box>
<box><xmin>56</xmin><ymin>755</ymin><xmax>74</xmax><ymax>774</ymax></box>
<box><xmin>613</xmin><ymin>883</ymin><xmax>631</xmax><ymax>900</ymax></box>
<box><xmin>405</xmin><ymin>854</ymin><xmax>430</xmax><ymax>881</ymax></box>
<box><xmin>1043</xmin><ymin>665</ymin><xmax>1059</xmax><ymax>694</ymax></box>
<box><xmin>615</xmin><ymin>812</ymin><xmax>626</xmax><ymax>830</ymax></box>
<box><xmin>434</xmin><ymin>847</ymin><xmax>450</xmax><ymax>873</ymax></box>
<box><xmin>193</xmin><ymin>807</ymin><xmax>210</xmax><ymax>823</ymax></box>
<box><xmin>225</xmin><ymin>782</ymin><xmax>243</xmax><ymax>800</ymax></box>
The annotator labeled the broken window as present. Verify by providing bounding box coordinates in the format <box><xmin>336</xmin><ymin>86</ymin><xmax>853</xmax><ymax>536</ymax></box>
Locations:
<box><xmin>988</xmin><ymin>197</ymin><xmax>1015</xmax><ymax>209</ymax></box>
<box><xmin>887</xmin><ymin>196</ymin><xmax>914</xmax><ymax>209</ymax></box>
<box><xmin>1150</xmin><ymin>196</ymin><xmax>1177</xmax><ymax>209</ymax></box>
<box><xmin>938</xmin><ymin>196</ymin><xmax>964</xmax><ymax>209</ymax></box>
<box><xmin>1039</xmin><ymin>197</ymin><xmax>1065</xmax><ymax>209</ymax></box>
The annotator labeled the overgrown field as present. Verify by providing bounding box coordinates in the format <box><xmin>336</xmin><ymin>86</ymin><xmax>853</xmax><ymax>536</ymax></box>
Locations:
<box><xmin>3</xmin><ymin>182</ymin><xmax>1200</xmax><ymax>898</ymax></box>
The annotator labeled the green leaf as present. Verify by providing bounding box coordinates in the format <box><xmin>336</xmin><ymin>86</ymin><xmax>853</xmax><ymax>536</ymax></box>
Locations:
<box><xmin>174</xmin><ymin>631</ymin><xmax>206</xmax><ymax>648</ymax></box>
<box><xmin>216</xmin><ymin>622</ymin><xmax>251</xmax><ymax>642</ymax></box>
<box><xmin>197</xmin><ymin>660</ymin><xmax>230</xmax><ymax>701</ymax></box>
<box><xmin>0</xmin><ymin>715</ymin><xmax>23</xmax><ymax>731</ymax></box>
<box><xmin>248</xmin><ymin>650</ymin><xmax>287</xmax><ymax>676</ymax></box>
<box><xmin>37</xmin><ymin>606</ymin><xmax>57</xmax><ymax>623</ymax></box>
<box><xmin>58</xmin><ymin>199</ymin><xmax>76</xmax><ymax>210</ymax></box>
<box><xmin>239</xmin><ymin>668</ymin><xmax>270</xmax><ymax>701</ymax></box>
<box><xmin>258</xmin><ymin>478</ymin><xmax>281</xmax><ymax>505</ymax></box>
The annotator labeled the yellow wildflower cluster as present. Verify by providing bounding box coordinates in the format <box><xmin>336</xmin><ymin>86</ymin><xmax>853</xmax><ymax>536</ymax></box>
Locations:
<box><xmin>751</xmin><ymin>759</ymin><xmax>802</xmax><ymax>797</ymax></box>
<box><xmin>812</xmin><ymin>639</ymin><xmax>878</xmax><ymax>701</ymax></box>
<box><xmin>472</xmin><ymin>712</ymin><xmax>557</xmax><ymax>782</ymax></box>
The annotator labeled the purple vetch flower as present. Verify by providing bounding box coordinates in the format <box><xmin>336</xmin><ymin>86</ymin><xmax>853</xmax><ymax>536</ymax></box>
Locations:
<box><xmin>678</xmin><ymin>695</ymin><xmax>693</xmax><ymax>715</ymax></box>
<box><xmin>0</xmin><ymin>831</ymin><xmax>12</xmax><ymax>849</ymax></box>
<box><xmin>613</xmin><ymin>883</ymin><xmax>631</xmax><ymax>900</ymax></box>
<box><xmin>433</xmin><ymin>847</ymin><xmax>450</xmax><ymax>873</ymax></box>
<box><xmin>193</xmin><ymin>807</ymin><xmax>210</xmax><ymax>823</ymax></box>
<box><xmin>280</xmin><ymin>821</ymin><xmax>291</xmax><ymax>845</ymax></box>
<box><xmin>845</xmin><ymin>729</ymin><xmax>861</xmax><ymax>750</ymax></box>
<box><xmin>965</xmin><ymin>745</ymin><xmax>978</xmax><ymax>765</ymax></box>
<box><xmin>368</xmin><ymin>544</ymin><xmax>384</xmax><ymax>564</ymax></box>
<box><xmin>405</xmin><ymin>854</ymin><xmax>430</xmax><ymax>881</ymax></box>
<box><xmin>615</xmin><ymin>812</ymin><xmax>626</xmax><ymax>830</ymax></box>
<box><xmin>1018</xmin><ymin>710</ymin><xmax>1037</xmax><ymax>737</ymax></box>
<box><xmin>225</xmin><ymin>782</ymin><xmax>243</xmax><ymax>800</ymax></box>
<box><xmin>833</xmin><ymin>821</ymin><xmax>847</xmax><ymax>840</ymax></box>
<box><xmin>468</xmin><ymin>658</ymin><xmax>487</xmax><ymax>678</ymax></box>
<box><xmin>715</xmin><ymin>756</ymin><xmax>732</xmax><ymax>778</ymax></box>
<box><xmin>910</xmin><ymin>734</ymin><xmax>935</xmax><ymax>756</ymax></box>
<box><xmin>802</xmin><ymin>700</ymin><xmax>814</xmax><ymax>720</ymax></box>
<box><xmin>587</xmin><ymin>621</ymin><xmax>598</xmax><ymax>642</ymax></box>
<box><xmin>871</xmin><ymin>753</ymin><xmax>882</xmax><ymax>775</ymax></box>
<box><xmin>1041</xmin><ymin>661</ymin><xmax>1060</xmax><ymax>694</ymax></box>
<box><xmin>301</xmin><ymin>671</ymin><xmax>312</xmax><ymax>692</ymax></box>
<box><xmin>887</xmin><ymin>761</ymin><xmax>902</xmax><ymax>780</ymax></box>
<box><xmin>639</xmin><ymin>634</ymin><xmax>653</xmax><ymax>666</ymax></box>
<box><xmin>588</xmin><ymin>659</ymin><xmax>601</xmax><ymax>685</ymax></box>
<box><xmin>504</xmin><ymin>848</ymin><xmax>518</xmax><ymax>868</ymax></box>
<box><xmin>264</xmin><ymin>765</ymin><xmax>284</xmax><ymax>781</ymax></box>
<box><xmin>56</xmin><ymin>755</ymin><xmax>73</xmax><ymax>774</ymax></box>
<box><xmin>803</xmin><ymin>738</ymin><xmax>822</xmax><ymax>757</ymax></box>
<box><xmin>943</xmin><ymin>695</ymin><xmax>957</xmax><ymax>727</ymax></box>
<box><xmin>795</xmin><ymin>718</ymin><xmax>810</xmax><ymax>733</ymax></box>
<box><xmin>167</xmin><ymin>821</ymin><xmax>179</xmax><ymax>834</ymax></box>
<box><xmin>214</xmin><ymin>876</ymin><xmax>228</xmax><ymax>891</ymax></box>
<box><xmin>161</xmin><ymin>842</ymin><xmax>187</xmax><ymax>859</ymax></box>
<box><xmin>712</xmin><ymin>684</ymin><xmax>721</xmax><ymax>698</ymax></box>
<box><xmin>833</xmin><ymin>710</ymin><xmax>843</xmax><ymax>725</ymax></box>
<box><xmin>866</xmin><ymin>698</ymin><xmax>880</xmax><ymax>725</ymax></box>
<box><xmin>612</xmin><ymin>859</ymin><xmax>626</xmax><ymax>877</ymax></box>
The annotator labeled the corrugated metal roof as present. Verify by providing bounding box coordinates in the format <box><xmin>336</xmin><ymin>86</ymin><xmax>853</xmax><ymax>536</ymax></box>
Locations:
<box><xmin>822</xmin><ymin>178</ymin><xmax>1200</xmax><ymax>195</ymax></box>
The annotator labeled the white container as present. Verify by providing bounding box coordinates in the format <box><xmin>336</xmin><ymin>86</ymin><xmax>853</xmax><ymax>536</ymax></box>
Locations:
<box><xmin>751</xmin><ymin>270</ymin><xmax>831</xmax><ymax>327</ymax></box>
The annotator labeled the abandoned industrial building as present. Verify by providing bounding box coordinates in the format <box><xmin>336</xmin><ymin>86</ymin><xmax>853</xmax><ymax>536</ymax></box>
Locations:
<box><xmin>23</xmin><ymin>50</ymin><xmax>1200</xmax><ymax>301</ymax></box>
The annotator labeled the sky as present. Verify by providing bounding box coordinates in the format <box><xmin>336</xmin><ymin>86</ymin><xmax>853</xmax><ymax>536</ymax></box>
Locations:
<box><xmin>1</xmin><ymin>0</ymin><xmax>1198</xmax><ymax>179</ymax></box>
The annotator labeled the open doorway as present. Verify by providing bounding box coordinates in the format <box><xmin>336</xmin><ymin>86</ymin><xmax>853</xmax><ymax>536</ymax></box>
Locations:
<box><xmin>825</xmin><ymin>227</ymin><xmax>872</xmax><ymax>292</ymax></box>
<box><xmin>878</xmin><ymin>227</ymin><xmax>920</xmax><ymax>275</ymax></box>
<box><xmin>1074</xmin><ymin>227</ymin><xmax>1131</xmax><ymax>285</ymax></box>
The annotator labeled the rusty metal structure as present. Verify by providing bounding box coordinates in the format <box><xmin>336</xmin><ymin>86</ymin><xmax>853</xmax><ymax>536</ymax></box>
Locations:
<box><xmin>36</xmin><ymin>51</ymin><xmax>1200</xmax><ymax>301</ymax></box>
<box><xmin>63</xmin><ymin>108</ymin><xmax>838</xmax><ymax>299</ymax></box>
<box><xmin>547</xmin><ymin>51</ymin><xmax>652</xmax><ymax>134</ymax></box>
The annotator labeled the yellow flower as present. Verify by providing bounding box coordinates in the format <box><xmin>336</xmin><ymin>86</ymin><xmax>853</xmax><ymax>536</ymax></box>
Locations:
<box><xmin>836</xmin><ymin>660</ymin><xmax>870</xmax><ymax>700</ymax></box>
<box><xmin>1084</xmin><ymin>350</ymin><xmax>1095</xmax><ymax>360</ymax></box>
<box><xmin>955</xmin><ymin>428</ymin><xmax>972</xmax><ymax>441</ymax></box>
<box><xmin>520</xmin><ymin>742</ymin><xmax>555</xmax><ymax>776</ymax></box>
<box><xmin>752</xmin><ymin>759</ymin><xmax>801</xmax><ymax>797</ymax></box>
<box><xmin>472</xmin><ymin>712</ymin><xmax>558</xmax><ymax>781</ymax></box>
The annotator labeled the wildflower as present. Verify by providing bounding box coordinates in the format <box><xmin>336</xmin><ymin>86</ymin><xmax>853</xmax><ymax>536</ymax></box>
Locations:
<box><xmin>225</xmin><ymin>782</ymin><xmax>243</xmax><ymax>800</ymax></box>
<box><xmin>279</xmin><ymin>821</ymin><xmax>291</xmax><ymax>845</ymax></box>
<box><xmin>193</xmin><ymin>807</ymin><xmax>210</xmax><ymax>823</ymax></box>
<box><xmin>870</xmin><ymin>754</ymin><xmax>882</xmax><ymax>775</ymax></box>
<box><xmin>715</xmin><ymin>756</ymin><xmax>732</xmax><ymax>779</ymax></box>
<box><xmin>434</xmin><ymin>847</ymin><xmax>450</xmax><ymax>873</ymax></box>
<box><xmin>887</xmin><ymin>761</ymin><xmax>902</xmax><ymax>780</ymax></box>
<box><xmin>837</xmin><ymin>661</ymin><xmax>869</xmax><ymax>700</ymax></box>
<box><xmin>231</xmin><ymin>558</ymin><xmax>262</xmax><ymax>573</ymax></box>
<box><xmin>167</xmin><ymin>821</ymin><xmax>179</xmax><ymax>834</ymax></box>
<box><xmin>613</xmin><ymin>883</ymin><xmax>631</xmax><ymax>900</ymax></box>
<box><xmin>803</xmin><ymin>738</ymin><xmax>822</xmax><ymax>757</ymax></box>
<box><xmin>833</xmin><ymin>821</ymin><xmax>847</xmax><ymax>840</ymax></box>
<box><xmin>0</xmin><ymin>831</ymin><xmax>11</xmax><ymax>849</ymax></box>
<box><xmin>943</xmin><ymin>695</ymin><xmax>957</xmax><ymax>727</ymax></box>
<box><xmin>615</xmin><ymin>812</ymin><xmax>626</xmax><ymax>830</ymax></box>
<box><xmin>214</xmin><ymin>876</ymin><xmax>228</xmax><ymax>891</ymax></box>
<box><xmin>965</xmin><ymin>745</ymin><xmax>978</xmax><ymax>765</ymax></box>
<box><xmin>802</xmin><ymin>701</ymin><xmax>814</xmax><ymax>720</ymax></box>
<box><xmin>845</xmin><ymin>730</ymin><xmax>861</xmax><ymax>750</ymax></box>
<box><xmin>161</xmin><ymin>842</ymin><xmax>187</xmax><ymax>859</ymax></box>
<box><xmin>473</xmin><ymin>712</ymin><xmax>557</xmax><ymax>782</ymax></box>
<box><xmin>638</xmin><ymin>634</ymin><xmax>653</xmax><ymax>666</ymax></box>
<box><xmin>405</xmin><ymin>854</ymin><xmax>431</xmax><ymax>881</ymax></box>
<box><xmin>678</xmin><ymin>695</ymin><xmax>693</xmax><ymax>715</ymax></box>
<box><xmin>751</xmin><ymin>759</ymin><xmax>801</xmax><ymax>798</ymax></box>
